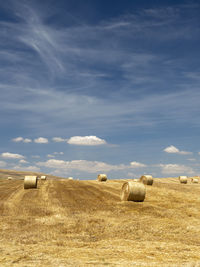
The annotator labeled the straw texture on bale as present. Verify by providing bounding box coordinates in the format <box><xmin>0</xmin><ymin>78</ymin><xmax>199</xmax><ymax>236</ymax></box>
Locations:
<box><xmin>24</xmin><ymin>176</ymin><xmax>38</xmax><ymax>189</ymax></box>
<box><xmin>98</xmin><ymin>174</ymin><xmax>107</xmax><ymax>182</ymax></box>
<box><xmin>179</xmin><ymin>176</ymin><xmax>187</xmax><ymax>184</ymax></box>
<box><xmin>121</xmin><ymin>181</ymin><xmax>146</xmax><ymax>202</ymax></box>
<box><xmin>7</xmin><ymin>177</ymin><xmax>13</xmax><ymax>180</ymax></box>
<box><xmin>140</xmin><ymin>175</ymin><xmax>153</xmax><ymax>185</ymax></box>
<box><xmin>68</xmin><ymin>177</ymin><xmax>73</xmax><ymax>180</ymax></box>
<box><xmin>191</xmin><ymin>177</ymin><xmax>198</xmax><ymax>183</ymax></box>
<box><xmin>41</xmin><ymin>175</ymin><xmax>46</xmax><ymax>180</ymax></box>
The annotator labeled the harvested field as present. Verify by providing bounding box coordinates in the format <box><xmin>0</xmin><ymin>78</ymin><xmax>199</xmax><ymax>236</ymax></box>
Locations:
<box><xmin>0</xmin><ymin>175</ymin><xmax>200</xmax><ymax>266</ymax></box>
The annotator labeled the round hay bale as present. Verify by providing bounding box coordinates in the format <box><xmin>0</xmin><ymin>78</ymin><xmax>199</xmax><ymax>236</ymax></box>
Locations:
<box><xmin>68</xmin><ymin>177</ymin><xmax>73</xmax><ymax>180</ymax></box>
<box><xmin>24</xmin><ymin>176</ymin><xmax>38</xmax><ymax>189</ymax></box>
<box><xmin>97</xmin><ymin>174</ymin><xmax>107</xmax><ymax>182</ymax></box>
<box><xmin>179</xmin><ymin>176</ymin><xmax>187</xmax><ymax>184</ymax></box>
<box><xmin>7</xmin><ymin>176</ymin><xmax>13</xmax><ymax>180</ymax></box>
<box><xmin>191</xmin><ymin>177</ymin><xmax>198</xmax><ymax>184</ymax></box>
<box><xmin>140</xmin><ymin>175</ymin><xmax>153</xmax><ymax>185</ymax></box>
<box><xmin>121</xmin><ymin>181</ymin><xmax>146</xmax><ymax>202</ymax></box>
<box><xmin>41</xmin><ymin>175</ymin><xmax>47</xmax><ymax>180</ymax></box>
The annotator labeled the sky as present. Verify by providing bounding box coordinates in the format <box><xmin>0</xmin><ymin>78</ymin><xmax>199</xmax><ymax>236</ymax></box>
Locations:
<box><xmin>0</xmin><ymin>0</ymin><xmax>200</xmax><ymax>179</ymax></box>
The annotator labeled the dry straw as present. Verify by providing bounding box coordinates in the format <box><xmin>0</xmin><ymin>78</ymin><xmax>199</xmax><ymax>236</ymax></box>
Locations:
<box><xmin>68</xmin><ymin>177</ymin><xmax>73</xmax><ymax>180</ymax></box>
<box><xmin>179</xmin><ymin>176</ymin><xmax>187</xmax><ymax>184</ymax></box>
<box><xmin>121</xmin><ymin>181</ymin><xmax>146</xmax><ymax>202</ymax></box>
<box><xmin>7</xmin><ymin>176</ymin><xmax>13</xmax><ymax>180</ymax></box>
<box><xmin>191</xmin><ymin>177</ymin><xmax>199</xmax><ymax>184</ymax></box>
<box><xmin>140</xmin><ymin>175</ymin><xmax>153</xmax><ymax>185</ymax></box>
<box><xmin>97</xmin><ymin>174</ymin><xmax>107</xmax><ymax>182</ymax></box>
<box><xmin>41</xmin><ymin>175</ymin><xmax>47</xmax><ymax>180</ymax></box>
<box><xmin>24</xmin><ymin>176</ymin><xmax>38</xmax><ymax>189</ymax></box>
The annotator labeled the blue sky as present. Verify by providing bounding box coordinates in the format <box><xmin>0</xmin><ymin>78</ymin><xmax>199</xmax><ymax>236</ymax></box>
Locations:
<box><xmin>0</xmin><ymin>0</ymin><xmax>200</xmax><ymax>179</ymax></box>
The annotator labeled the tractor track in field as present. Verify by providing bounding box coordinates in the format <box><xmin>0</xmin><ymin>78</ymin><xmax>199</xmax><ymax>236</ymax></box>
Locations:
<box><xmin>1</xmin><ymin>178</ymin><xmax>200</xmax><ymax>266</ymax></box>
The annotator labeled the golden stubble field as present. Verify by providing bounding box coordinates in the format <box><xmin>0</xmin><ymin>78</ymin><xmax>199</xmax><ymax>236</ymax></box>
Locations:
<box><xmin>1</xmin><ymin>174</ymin><xmax>200</xmax><ymax>266</ymax></box>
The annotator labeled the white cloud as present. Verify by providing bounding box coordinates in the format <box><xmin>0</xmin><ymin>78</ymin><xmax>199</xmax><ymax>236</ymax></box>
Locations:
<box><xmin>130</xmin><ymin>161</ymin><xmax>146</xmax><ymax>168</ymax></box>
<box><xmin>159</xmin><ymin>164</ymin><xmax>194</xmax><ymax>175</ymax></box>
<box><xmin>12</xmin><ymin>137</ymin><xmax>32</xmax><ymax>143</ymax></box>
<box><xmin>37</xmin><ymin>159</ymin><xmax>148</xmax><ymax>173</ymax></box>
<box><xmin>37</xmin><ymin>159</ymin><xmax>131</xmax><ymax>173</ymax></box>
<box><xmin>54</xmin><ymin>152</ymin><xmax>64</xmax><ymax>155</ymax></box>
<box><xmin>163</xmin><ymin>145</ymin><xmax>192</xmax><ymax>155</ymax></box>
<box><xmin>12</xmin><ymin>137</ymin><xmax>23</xmax><ymax>142</ymax></box>
<box><xmin>34</xmin><ymin>137</ymin><xmax>48</xmax><ymax>144</ymax></box>
<box><xmin>38</xmin><ymin>159</ymin><xmax>65</xmax><ymax>168</ymax></box>
<box><xmin>0</xmin><ymin>161</ymin><xmax>7</xmax><ymax>168</ymax></box>
<box><xmin>23</xmin><ymin>138</ymin><xmax>32</xmax><ymax>143</ymax></box>
<box><xmin>164</xmin><ymin>145</ymin><xmax>179</xmax><ymax>153</ymax></box>
<box><xmin>1</xmin><ymin>152</ymin><xmax>25</xmax><ymax>159</ymax></box>
<box><xmin>67</xmin><ymin>136</ymin><xmax>106</xmax><ymax>146</ymax></box>
<box><xmin>47</xmin><ymin>154</ymin><xmax>55</xmax><ymax>158</ymax></box>
<box><xmin>19</xmin><ymin>159</ymin><xmax>28</xmax><ymax>164</ymax></box>
<box><xmin>52</xmin><ymin>137</ymin><xmax>67</xmax><ymax>142</ymax></box>
<box><xmin>47</xmin><ymin>152</ymin><xmax>63</xmax><ymax>158</ymax></box>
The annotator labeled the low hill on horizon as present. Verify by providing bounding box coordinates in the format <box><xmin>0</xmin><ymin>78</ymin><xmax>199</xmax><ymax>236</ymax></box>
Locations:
<box><xmin>0</xmin><ymin>168</ymin><xmax>64</xmax><ymax>180</ymax></box>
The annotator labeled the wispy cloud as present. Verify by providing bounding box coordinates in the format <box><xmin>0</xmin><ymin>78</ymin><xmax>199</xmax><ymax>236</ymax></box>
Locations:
<box><xmin>52</xmin><ymin>137</ymin><xmax>67</xmax><ymax>142</ymax></box>
<box><xmin>54</xmin><ymin>152</ymin><xmax>64</xmax><ymax>155</ymax></box>
<box><xmin>130</xmin><ymin>161</ymin><xmax>146</xmax><ymax>168</ymax></box>
<box><xmin>187</xmin><ymin>158</ymin><xmax>196</xmax><ymax>161</ymax></box>
<box><xmin>0</xmin><ymin>2</ymin><xmax>200</xmax><ymax>178</ymax></box>
<box><xmin>32</xmin><ymin>155</ymin><xmax>40</xmax><ymax>159</ymax></box>
<box><xmin>19</xmin><ymin>159</ymin><xmax>28</xmax><ymax>164</ymax></box>
<box><xmin>0</xmin><ymin>2</ymin><xmax>200</xmax><ymax>136</ymax></box>
<box><xmin>104</xmin><ymin>21</ymin><xmax>131</xmax><ymax>30</ymax></box>
<box><xmin>47</xmin><ymin>152</ymin><xmax>64</xmax><ymax>157</ymax></box>
<box><xmin>12</xmin><ymin>2</ymin><xmax>65</xmax><ymax>76</ymax></box>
